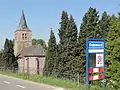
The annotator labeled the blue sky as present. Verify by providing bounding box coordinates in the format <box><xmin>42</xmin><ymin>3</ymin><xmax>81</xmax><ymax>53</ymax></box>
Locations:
<box><xmin>0</xmin><ymin>0</ymin><xmax>120</xmax><ymax>49</ymax></box>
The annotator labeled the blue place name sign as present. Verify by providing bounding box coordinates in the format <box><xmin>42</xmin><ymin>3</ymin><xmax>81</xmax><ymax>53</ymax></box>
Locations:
<box><xmin>88</xmin><ymin>41</ymin><xmax>104</xmax><ymax>49</ymax></box>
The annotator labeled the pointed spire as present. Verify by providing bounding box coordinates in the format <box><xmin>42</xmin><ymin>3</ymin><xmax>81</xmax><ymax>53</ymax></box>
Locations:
<box><xmin>18</xmin><ymin>10</ymin><xmax>29</xmax><ymax>30</ymax></box>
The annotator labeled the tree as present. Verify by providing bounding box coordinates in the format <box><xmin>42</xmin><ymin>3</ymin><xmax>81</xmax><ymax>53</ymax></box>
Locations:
<box><xmin>99</xmin><ymin>11</ymin><xmax>111</xmax><ymax>39</ymax></box>
<box><xmin>106</xmin><ymin>38</ymin><xmax>120</xmax><ymax>89</ymax></box>
<box><xmin>78</xmin><ymin>7</ymin><xmax>101</xmax><ymax>81</ymax></box>
<box><xmin>57</xmin><ymin>11</ymin><xmax>69</xmax><ymax>77</ymax></box>
<box><xmin>43</xmin><ymin>29</ymin><xmax>57</xmax><ymax>76</ymax></box>
<box><xmin>3</xmin><ymin>38</ymin><xmax>9</xmax><ymax>68</ymax></box>
<box><xmin>2</xmin><ymin>38</ymin><xmax>17</xmax><ymax>69</ymax></box>
<box><xmin>62</xmin><ymin>15</ymin><xmax>78</xmax><ymax>79</ymax></box>
<box><xmin>106</xmin><ymin>14</ymin><xmax>120</xmax><ymax>89</ymax></box>
<box><xmin>32</xmin><ymin>38</ymin><xmax>47</xmax><ymax>50</ymax></box>
<box><xmin>0</xmin><ymin>49</ymin><xmax>4</xmax><ymax>67</ymax></box>
<box><xmin>106</xmin><ymin>15</ymin><xmax>118</xmax><ymax>67</ymax></box>
<box><xmin>9</xmin><ymin>40</ymin><xmax>18</xmax><ymax>68</ymax></box>
<box><xmin>58</xmin><ymin>11</ymin><xmax>69</xmax><ymax>44</ymax></box>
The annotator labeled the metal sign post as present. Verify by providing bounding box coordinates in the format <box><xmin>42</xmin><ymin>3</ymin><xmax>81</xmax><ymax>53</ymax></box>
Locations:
<box><xmin>86</xmin><ymin>38</ymin><xmax>105</xmax><ymax>88</ymax></box>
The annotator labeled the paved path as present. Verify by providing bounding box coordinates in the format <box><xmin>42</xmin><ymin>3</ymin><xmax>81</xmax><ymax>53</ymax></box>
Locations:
<box><xmin>0</xmin><ymin>74</ymin><xmax>65</xmax><ymax>90</ymax></box>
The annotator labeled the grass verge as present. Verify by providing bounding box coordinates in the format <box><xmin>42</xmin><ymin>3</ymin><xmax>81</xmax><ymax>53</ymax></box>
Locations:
<box><xmin>0</xmin><ymin>71</ymin><xmax>113</xmax><ymax>90</ymax></box>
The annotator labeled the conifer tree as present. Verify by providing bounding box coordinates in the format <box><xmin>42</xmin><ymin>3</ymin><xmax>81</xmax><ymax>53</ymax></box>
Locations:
<box><xmin>3</xmin><ymin>38</ymin><xmax>9</xmax><ymax>68</ymax></box>
<box><xmin>57</xmin><ymin>11</ymin><xmax>69</xmax><ymax>77</ymax></box>
<box><xmin>0</xmin><ymin>49</ymin><xmax>4</xmax><ymax>67</ymax></box>
<box><xmin>99</xmin><ymin>11</ymin><xmax>111</xmax><ymax>39</ymax></box>
<box><xmin>78</xmin><ymin>7</ymin><xmax>101</xmax><ymax>80</ymax></box>
<box><xmin>64</xmin><ymin>15</ymin><xmax>78</xmax><ymax>78</ymax></box>
<box><xmin>2</xmin><ymin>38</ymin><xmax>16</xmax><ymax>69</ymax></box>
<box><xmin>43</xmin><ymin>29</ymin><xmax>57</xmax><ymax>76</ymax></box>
<box><xmin>58</xmin><ymin>11</ymin><xmax>69</xmax><ymax>44</ymax></box>
<box><xmin>8</xmin><ymin>40</ymin><xmax>17</xmax><ymax>68</ymax></box>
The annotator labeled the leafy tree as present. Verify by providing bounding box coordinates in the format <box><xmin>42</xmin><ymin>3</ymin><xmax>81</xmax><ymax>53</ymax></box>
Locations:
<box><xmin>107</xmin><ymin>60</ymin><xmax>120</xmax><ymax>89</ymax></box>
<box><xmin>106</xmin><ymin>15</ymin><xmax>118</xmax><ymax>67</ymax></box>
<box><xmin>32</xmin><ymin>38</ymin><xmax>47</xmax><ymax>50</ymax></box>
<box><xmin>106</xmin><ymin>38</ymin><xmax>120</xmax><ymax>89</ymax></box>
<box><xmin>78</xmin><ymin>7</ymin><xmax>101</xmax><ymax>81</ymax></box>
<box><xmin>106</xmin><ymin>14</ymin><xmax>120</xmax><ymax>89</ymax></box>
<box><xmin>43</xmin><ymin>29</ymin><xmax>57</xmax><ymax>76</ymax></box>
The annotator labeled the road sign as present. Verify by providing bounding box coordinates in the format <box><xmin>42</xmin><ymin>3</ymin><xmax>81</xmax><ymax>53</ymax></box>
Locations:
<box><xmin>88</xmin><ymin>41</ymin><xmax>104</xmax><ymax>53</ymax></box>
<box><xmin>89</xmin><ymin>41</ymin><xmax>104</xmax><ymax>49</ymax></box>
<box><xmin>96</xmin><ymin>54</ymin><xmax>104</xmax><ymax>67</ymax></box>
<box><xmin>86</xmin><ymin>38</ymin><xmax>105</xmax><ymax>88</ymax></box>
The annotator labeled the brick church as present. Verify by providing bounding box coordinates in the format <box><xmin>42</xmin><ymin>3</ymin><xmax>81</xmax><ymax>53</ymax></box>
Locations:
<box><xmin>14</xmin><ymin>11</ymin><xmax>45</xmax><ymax>75</ymax></box>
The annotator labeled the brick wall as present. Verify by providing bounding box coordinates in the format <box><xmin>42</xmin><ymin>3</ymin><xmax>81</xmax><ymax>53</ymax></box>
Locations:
<box><xmin>18</xmin><ymin>56</ymin><xmax>45</xmax><ymax>75</ymax></box>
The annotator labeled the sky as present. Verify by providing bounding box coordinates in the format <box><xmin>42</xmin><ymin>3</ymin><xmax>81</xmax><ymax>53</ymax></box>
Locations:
<box><xmin>0</xmin><ymin>0</ymin><xmax>120</xmax><ymax>49</ymax></box>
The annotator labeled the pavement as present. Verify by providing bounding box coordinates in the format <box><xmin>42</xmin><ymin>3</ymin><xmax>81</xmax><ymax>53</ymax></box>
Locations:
<box><xmin>0</xmin><ymin>74</ymin><xmax>65</xmax><ymax>90</ymax></box>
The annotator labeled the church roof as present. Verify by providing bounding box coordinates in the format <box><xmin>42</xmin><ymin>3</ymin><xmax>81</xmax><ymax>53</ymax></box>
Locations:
<box><xmin>18</xmin><ymin>45</ymin><xmax>45</xmax><ymax>57</ymax></box>
<box><xmin>17</xmin><ymin>10</ymin><xmax>31</xmax><ymax>31</ymax></box>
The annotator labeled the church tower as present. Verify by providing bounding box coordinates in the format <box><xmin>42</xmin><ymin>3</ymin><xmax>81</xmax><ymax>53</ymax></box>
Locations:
<box><xmin>14</xmin><ymin>10</ymin><xmax>32</xmax><ymax>56</ymax></box>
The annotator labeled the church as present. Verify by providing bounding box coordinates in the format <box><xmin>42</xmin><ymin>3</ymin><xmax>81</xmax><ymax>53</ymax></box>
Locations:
<box><xmin>14</xmin><ymin>11</ymin><xmax>45</xmax><ymax>75</ymax></box>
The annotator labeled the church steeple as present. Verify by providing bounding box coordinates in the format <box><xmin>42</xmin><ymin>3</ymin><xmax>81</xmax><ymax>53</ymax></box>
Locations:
<box><xmin>14</xmin><ymin>10</ymin><xmax>32</xmax><ymax>56</ymax></box>
<box><xmin>18</xmin><ymin>10</ymin><xmax>30</xmax><ymax>30</ymax></box>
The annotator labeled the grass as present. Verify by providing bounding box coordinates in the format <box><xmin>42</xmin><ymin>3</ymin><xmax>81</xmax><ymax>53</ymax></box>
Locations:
<box><xmin>0</xmin><ymin>71</ymin><xmax>114</xmax><ymax>90</ymax></box>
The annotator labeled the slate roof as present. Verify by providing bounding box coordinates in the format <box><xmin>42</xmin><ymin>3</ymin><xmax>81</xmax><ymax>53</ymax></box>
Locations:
<box><xmin>18</xmin><ymin>45</ymin><xmax>45</xmax><ymax>57</ymax></box>
<box><xmin>16</xmin><ymin>10</ymin><xmax>31</xmax><ymax>31</ymax></box>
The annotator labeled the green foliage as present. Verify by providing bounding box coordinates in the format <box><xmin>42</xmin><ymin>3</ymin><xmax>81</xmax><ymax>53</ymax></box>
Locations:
<box><xmin>43</xmin><ymin>29</ymin><xmax>57</xmax><ymax>76</ymax></box>
<box><xmin>1</xmin><ymin>7</ymin><xmax>120</xmax><ymax>90</ymax></box>
<box><xmin>57</xmin><ymin>11</ymin><xmax>80</xmax><ymax>81</ymax></box>
<box><xmin>66</xmin><ymin>15</ymin><xmax>77</xmax><ymax>43</ymax></box>
<box><xmin>0</xmin><ymin>71</ymin><xmax>114</xmax><ymax>90</ymax></box>
<box><xmin>79</xmin><ymin>7</ymin><xmax>101</xmax><ymax>41</ymax></box>
<box><xmin>106</xmin><ymin>14</ymin><xmax>120</xmax><ymax>89</ymax></box>
<box><xmin>58</xmin><ymin>10</ymin><xmax>69</xmax><ymax>44</ymax></box>
<box><xmin>99</xmin><ymin>11</ymin><xmax>111</xmax><ymax>39</ymax></box>
<box><xmin>106</xmin><ymin>60</ymin><xmax>120</xmax><ymax>89</ymax></box>
<box><xmin>63</xmin><ymin>15</ymin><xmax>79</xmax><ymax>79</ymax></box>
<box><xmin>0</xmin><ymin>49</ymin><xmax>4</xmax><ymax>66</ymax></box>
<box><xmin>57</xmin><ymin>10</ymin><xmax>69</xmax><ymax>77</ymax></box>
<box><xmin>106</xmin><ymin>15</ymin><xmax>118</xmax><ymax>66</ymax></box>
<box><xmin>2</xmin><ymin>38</ymin><xmax>17</xmax><ymax>69</ymax></box>
<box><xmin>78</xmin><ymin>7</ymin><xmax>101</xmax><ymax>81</ymax></box>
<box><xmin>32</xmin><ymin>38</ymin><xmax>47</xmax><ymax>50</ymax></box>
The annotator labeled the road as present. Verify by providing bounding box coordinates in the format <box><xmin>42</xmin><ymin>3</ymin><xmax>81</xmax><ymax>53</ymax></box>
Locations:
<box><xmin>0</xmin><ymin>74</ymin><xmax>64</xmax><ymax>90</ymax></box>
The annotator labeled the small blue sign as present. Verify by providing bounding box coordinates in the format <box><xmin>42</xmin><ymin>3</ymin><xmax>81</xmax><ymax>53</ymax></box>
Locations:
<box><xmin>89</xmin><ymin>41</ymin><xmax>104</xmax><ymax>49</ymax></box>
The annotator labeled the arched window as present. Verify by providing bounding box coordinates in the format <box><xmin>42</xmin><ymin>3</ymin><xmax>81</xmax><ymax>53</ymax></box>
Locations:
<box><xmin>25</xmin><ymin>33</ymin><xmax>27</xmax><ymax>40</ymax></box>
<box><xmin>22</xmin><ymin>33</ymin><xmax>24</xmax><ymax>40</ymax></box>
<box><xmin>26</xmin><ymin>57</ymin><xmax>29</xmax><ymax>73</ymax></box>
<box><xmin>36</xmin><ymin>58</ymin><xmax>39</xmax><ymax>74</ymax></box>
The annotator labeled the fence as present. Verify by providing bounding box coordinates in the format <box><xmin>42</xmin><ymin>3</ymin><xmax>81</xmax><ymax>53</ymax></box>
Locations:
<box><xmin>0</xmin><ymin>66</ymin><xmax>85</xmax><ymax>86</ymax></box>
<box><xmin>0</xmin><ymin>66</ymin><xmax>18</xmax><ymax>73</ymax></box>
